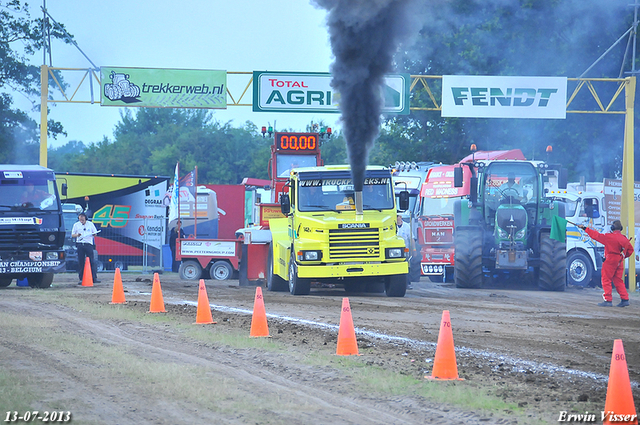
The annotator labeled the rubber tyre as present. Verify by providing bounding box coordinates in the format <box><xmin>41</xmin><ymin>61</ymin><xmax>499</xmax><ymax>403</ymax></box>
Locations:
<box><xmin>96</xmin><ymin>260</ymin><xmax>104</xmax><ymax>272</ymax></box>
<box><xmin>211</xmin><ymin>261</ymin><xmax>233</xmax><ymax>281</ymax></box>
<box><xmin>179</xmin><ymin>260</ymin><xmax>202</xmax><ymax>281</ymax></box>
<box><xmin>385</xmin><ymin>274</ymin><xmax>407</xmax><ymax>297</ymax></box>
<box><xmin>538</xmin><ymin>232</ymin><xmax>566</xmax><ymax>291</ymax></box>
<box><xmin>113</xmin><ymin>260</ymin><xmax>127</xmax><ymax>271</ymax></box>
<box><xmin>266</xmin><ymin>244</ymin><xmax>288</xmax><ymax>291</ymax></box>
<box><xmin>0</xmin><ymin>278</ymin><xmax>12</xmax><ymax>287</ymax></box>
<box><xmin>288</xmin><ymin>252</ymin><xmax>310</xmax><ymax>295</ymax></box>
<box><xmin>566</xmin><ymin>251</ymin><xmax>594</xmax><ymax>288</ymax></box>
<box><xmin>454</xmin><ymin>228</ymin><xmax>483</xmax><ymax>289</ymax></box>
<box><xmin>27</xmin><ymin>273</ymin><xmax>54</xmax><ymax>289</ymax></box>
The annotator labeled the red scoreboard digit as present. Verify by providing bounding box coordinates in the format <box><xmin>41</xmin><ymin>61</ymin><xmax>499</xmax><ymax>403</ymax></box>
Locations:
<box><xmin>275</xmin><ymin>133</ymin><xmax>319</xmax><ymax>152</ymax></box>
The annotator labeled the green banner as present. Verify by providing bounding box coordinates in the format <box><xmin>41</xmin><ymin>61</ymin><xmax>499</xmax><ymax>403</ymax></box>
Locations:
<box><xmin>100</xmin><ymin>67</ymin><xmax>227</xmax><ymax>109</ymax></box>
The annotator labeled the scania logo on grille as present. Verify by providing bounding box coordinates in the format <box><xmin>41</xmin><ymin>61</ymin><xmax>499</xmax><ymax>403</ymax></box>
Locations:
<box><xmin>339</xmin><ymin>223</ymin><xmax>370</xmax><ymax>229</ymax></box>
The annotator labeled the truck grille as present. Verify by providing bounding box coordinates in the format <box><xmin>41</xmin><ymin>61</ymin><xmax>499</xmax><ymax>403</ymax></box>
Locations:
<box><xmin>329</xmin><ymin>228</ymin><xmax>380</xmax><ymax>260</ymax></box>
<box><xmin>0</xmin><ymin>228</ymin><xmax>43</xmax><ymax>248</ymax></box>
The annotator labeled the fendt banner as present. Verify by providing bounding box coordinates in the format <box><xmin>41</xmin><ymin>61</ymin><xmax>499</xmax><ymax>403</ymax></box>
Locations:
<box><xmin>441</xmin><ymin>75</ymin><xmax>567</xmax><ymax>119</ymax></box>
<box><xmin>100</xmin><ymin>67</ymin><xmax>227</xmax><ymax>108</ymax></box>
<box><xmin>253</xmin><ymin>71</ymin><xmax>410</xmax><ymax>114</ymax></box>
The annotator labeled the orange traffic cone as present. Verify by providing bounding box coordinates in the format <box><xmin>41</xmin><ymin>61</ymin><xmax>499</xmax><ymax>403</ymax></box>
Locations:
<box><xmin>109</xmin><ymin>268</ymin><xmax>127</xmax><ymax>304</ymax></box>
<box><xmin>336</xmin><ymin>297</ymin><xmax>359</xmax><ymax>356</ymax></box>
<box><xmin>426</xmin><ymin>310</ymin><xmax>463</xmax><ymax>380</ymax></box>
<box><xmin>603</xmin><ymin>339</ymin><xmax>637</xmax><ymax>425</ymax></box>
<box><xmin>194</xmin><ymin>279</ymin><xmax>216</xmax><ymax>324</ymax></box>
<box><xmin>250</xmin><ymin>286</ymin><xmax>269</xmax><ymax>337</ymax></box>
<box><xmin>81</xmin><ymin>257</ymin><xmax>93</xmax><ymax>287</ymax></box>
<box><xmin>149</xmin><ymin>272</ymin><xmax>166</xmax><ymax>313</ymax></box>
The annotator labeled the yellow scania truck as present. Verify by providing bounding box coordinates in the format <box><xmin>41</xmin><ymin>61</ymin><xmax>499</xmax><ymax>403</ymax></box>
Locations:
<box><xmin>266</xmin><ymin>165</ymin><xmax>409</xmax><ymax>296</ymax></box>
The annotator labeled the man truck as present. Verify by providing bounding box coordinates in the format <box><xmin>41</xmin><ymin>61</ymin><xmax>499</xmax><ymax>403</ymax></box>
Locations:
<box><xmin>0</xmin><ymin>165</ymin><xmax>66</xmax><ymax>288</ymax></box>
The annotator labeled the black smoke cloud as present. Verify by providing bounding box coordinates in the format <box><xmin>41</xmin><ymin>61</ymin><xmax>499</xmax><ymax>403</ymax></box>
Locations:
<box><xmin>311</xmin><ymin>0</ymin><xmax>422</xmax><ymax>190</ymax></box>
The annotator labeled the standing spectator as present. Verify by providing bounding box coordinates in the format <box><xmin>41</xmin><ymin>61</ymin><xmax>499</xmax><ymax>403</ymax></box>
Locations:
<box><xmin>169</xmin><ymin>220</ymin><xmax>186</xmax><ymax>273</ymax></box>
<box><xmin>71</xmin><ymin>212</ymin><xmax>100</xmax><ymax>284</ymax></box>
<box><xmin>397</xmin><ymin>214</ymin><xmax>412</xmax><ymax>289</ymax></box>
<box><xmin>579</xmin><ymin>220</ymin><xmax>634</xmax><ymax>307</ymax></box>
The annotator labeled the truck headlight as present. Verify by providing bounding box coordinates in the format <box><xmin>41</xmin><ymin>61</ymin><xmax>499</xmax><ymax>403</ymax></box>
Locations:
<box><xmin>386</xmin><ymin>248</ymin><xmax>403</xmax><ymax>258</ymax></box>
<box><xmin>497</xmin><ymin>228</ymin><xmax>508</xmax><ymax>238</ymax></box>
<box><xmin>46</xmin><ymin>252</ymin><xmax>59</xmax><ymax>260</ymax></box>
<box><xmin>515</xmin><ymin>228</ymin><xmax>526</xmax><ymax>239</ymax></box>
<box><xmin>298</xmin><ymin>250</ymin><xmax>322</xmax><ymax>261</ymax></box>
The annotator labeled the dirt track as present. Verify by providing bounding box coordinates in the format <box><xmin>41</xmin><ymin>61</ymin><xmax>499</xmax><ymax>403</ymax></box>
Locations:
<box><xmin>1</xmin><ymin>272</ymin><xmax>639</xmax><ymax>424</ymax></box>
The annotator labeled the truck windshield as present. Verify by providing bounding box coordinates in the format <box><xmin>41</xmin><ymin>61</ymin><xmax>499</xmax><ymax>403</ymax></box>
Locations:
<box><xmin>421</xmin><ymin>197</ymin><xmax>458</xmax><ymax>217</ymax></box>
<box><xmin>299</xmin><ymin>180</ymin><xmax>394</xmax><ymax>212</ymax></box>
<box><xmin>555</xmin><ymin>197</ymin><xmax>578</xmax><ymax>217</ymax></box>
<box><xmin>0</xmin><ymin>179</ymin><xmax>59</xmax><ymax>211</ymax></box>
<box><xmin>277</xmin><ymin>155</ymin><xmax>317</xmax><ymax>177</ymax></box>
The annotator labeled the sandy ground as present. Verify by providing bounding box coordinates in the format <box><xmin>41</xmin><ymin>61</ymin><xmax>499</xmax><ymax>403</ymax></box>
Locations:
<box><xmin>1</xmin><ymin>271</ymin><xmax>639</xmax><ymax>424</ymax></box>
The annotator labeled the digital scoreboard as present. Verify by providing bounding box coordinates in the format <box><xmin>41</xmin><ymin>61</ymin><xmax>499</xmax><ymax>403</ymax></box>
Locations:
<box><xmin>275</xmin><ymin>132</ymin><xmax>319</xmax><ymax>152</ymax></box>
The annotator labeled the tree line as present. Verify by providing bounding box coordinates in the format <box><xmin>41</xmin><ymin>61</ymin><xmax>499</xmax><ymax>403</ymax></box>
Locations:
<box><xmin>2</xmin><ymin>0</ymin><xmax>638</xmax><ymax>183</ymax></box>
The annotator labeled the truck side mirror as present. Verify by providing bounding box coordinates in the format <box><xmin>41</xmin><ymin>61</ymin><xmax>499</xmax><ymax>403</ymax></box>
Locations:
<box><xmin>558</xmin><ymin>168</ymin><xmax>568</xmax><ymax>189</ymax></box>
<box><xmin>454</xmin><ymin>167</ymin><xmax>463</xmax><ymax>188</ymax></box>
<box><xmin>398</xmin><ymin>191</ymin><xmax>410</xmax><ymax>211</ymax></box>
<box><xmin>470</xmin><ymin>176</ymin><xmax>478</xmax><ymax>204</ymax></box>
<box><xmin>280</xmin><ymin>193</ymin><xmax>291</xmax><ymax>216</ymax></box>
<box><xmin>61</xmin><ymin>183</ymin><xmax>67</xmax><ymax>197</ymax></box>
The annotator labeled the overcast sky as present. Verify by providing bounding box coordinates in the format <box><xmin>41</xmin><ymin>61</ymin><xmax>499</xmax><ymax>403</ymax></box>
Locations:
<box><xmin>20</xmin><ymin>0</ymin><xmax>338</xmax><ymax>148</ymax></box>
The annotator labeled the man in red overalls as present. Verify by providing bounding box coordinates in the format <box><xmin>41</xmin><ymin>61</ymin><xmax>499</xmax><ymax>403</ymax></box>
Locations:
<box><xmin>579</xmin><ymin>220</ymin><xmax>634</xmax><ymax>307</ymax></box>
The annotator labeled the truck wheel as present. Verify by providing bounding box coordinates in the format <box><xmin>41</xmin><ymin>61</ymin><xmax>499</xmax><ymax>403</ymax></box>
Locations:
<box><xmin>288</xmin><ymin>253</ymin><xmax>310</xmax><ymax>295</ymax></box>
<box><xmin>266</xmin><ymin>245</ymin><xmax>288</xmax><ymax>291</ymax></box>
<box><xmin>179</xmin><ymin>260</ymin><xmax>202</xmax><ymax>281</ymax></box>
<box><xmin>454</xmin><ymin>228</ymin><xmax>483</xmax><ymax>288</ymax></box>
<box><xmin>96</xmin><ymin>260</ymin><xmax>104</xmax><ymax>272</ymax></box>
<box><xmin>538</xmin><ymin>232</ymin><xmax>566</xmax><ymax>291</ymax></box>
<box><xmin>566</xmin><ymin>251</ymin><xmax>594</xmax><ymax>288</ymax></box>
<box><xmin>211</xmin><ymin>261</ymin><xmax>233</xmax><ymax>281</ymax></box>
<box><xmin>27</xmin><ymin>273</ymin><xmax>53</xmax><ymax>289</ymax></box>
<box><xmin>385</xmin><ymin>274</ymin><xmax>407</xmax><ymax>297</ymax></box>
<box><xmin>0</xmin><ymin>278</ymin><xmax>12</xmax><ymax>287</ymax></box>
<box><xmin>113</xmin><ymin>260</ymin><xmax>127</xmax><ymax>271</ymax></box>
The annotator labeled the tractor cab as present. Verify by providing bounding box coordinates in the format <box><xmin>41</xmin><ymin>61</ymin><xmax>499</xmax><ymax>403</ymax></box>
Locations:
<box><xmin>480</xmin><ymin>161</ymin><xmax>539</xmax><ymax>248</ymax></box>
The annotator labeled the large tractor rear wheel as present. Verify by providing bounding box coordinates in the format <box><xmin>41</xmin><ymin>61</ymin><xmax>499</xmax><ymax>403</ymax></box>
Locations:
<box><xmin>538</xmin><ymin>232</ymin><xmax>566</xmax><ymax>291</ymax></box>
<box><xmin>454</xmin><ymin>228</ymin><xmax>483</xmax><ymax>289</ymax></box>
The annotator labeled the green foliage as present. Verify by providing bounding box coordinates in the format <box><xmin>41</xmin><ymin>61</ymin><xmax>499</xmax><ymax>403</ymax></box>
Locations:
<box><xmin>48</xmin><ymin>109</ymin><xmax>272</xmax><ymax>184</ymax></box>
<box><xmin>384</xmin><ymin>0</ymin><xmax>634</xmax><ymax>180</ymax></box>
<box><xmin>0</xmin><ymin>1</ymin><xmax>71</xmax><ymax>162</ymax></box>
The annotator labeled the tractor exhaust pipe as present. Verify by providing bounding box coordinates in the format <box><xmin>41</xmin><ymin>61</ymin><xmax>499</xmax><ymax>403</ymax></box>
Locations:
<box><xmin>355</xmin><ymin>191</ymin><xmax>363</xmax><ymax>216</ymax></box>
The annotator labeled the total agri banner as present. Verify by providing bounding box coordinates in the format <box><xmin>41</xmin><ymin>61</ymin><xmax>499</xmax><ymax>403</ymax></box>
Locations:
<box><xmin>100</xmin><ymin>67</ymin><xmax>227</xmax><ymax>109</ymax></box>
<box><xmin>441</xmin><ymin>75</ymin><xmax>567</xmax><ymax>119</ymax></box>
<box><xmin>253</xmin><ymin>71</ymin><xmax>410</xmax><ymax>114</ymax></box>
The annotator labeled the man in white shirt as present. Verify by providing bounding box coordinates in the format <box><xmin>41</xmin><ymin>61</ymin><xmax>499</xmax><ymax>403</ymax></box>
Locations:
<box><xmin>71</xmin><ymin>212</ymin><xmax>100</xmax><ymax>284</ymax></box>
<box><xmin>397</xmin><ymin>214</ymin><xmax>412</xmax><ymax>289</ymax></box>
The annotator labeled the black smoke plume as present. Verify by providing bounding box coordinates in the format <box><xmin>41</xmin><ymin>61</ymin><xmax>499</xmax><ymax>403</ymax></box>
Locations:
<box><xmin>311</xmin><ymin>0</ymin><xmax>420</xmax><ymax>190</ymax></box>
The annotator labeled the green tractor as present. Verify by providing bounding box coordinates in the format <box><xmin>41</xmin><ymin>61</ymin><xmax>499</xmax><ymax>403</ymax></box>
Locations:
<box><xmin>453</xmin><ymin>160</ymin><xmax>567</xmax><ymax>291</ymax></box>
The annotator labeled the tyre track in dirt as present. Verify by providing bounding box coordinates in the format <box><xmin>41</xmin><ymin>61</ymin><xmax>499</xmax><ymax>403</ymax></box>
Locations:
<box><xmin>0</xmin><ymin>295</ymin><xmax>505</xmax><ymax>425</ymax></box>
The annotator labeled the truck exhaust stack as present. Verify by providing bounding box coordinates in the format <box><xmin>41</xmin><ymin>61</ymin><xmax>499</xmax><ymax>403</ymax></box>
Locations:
<box><xmin>355</xmin><ymin>191</ymin><xmax>363</xmax><ymax>216</ymax></box>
